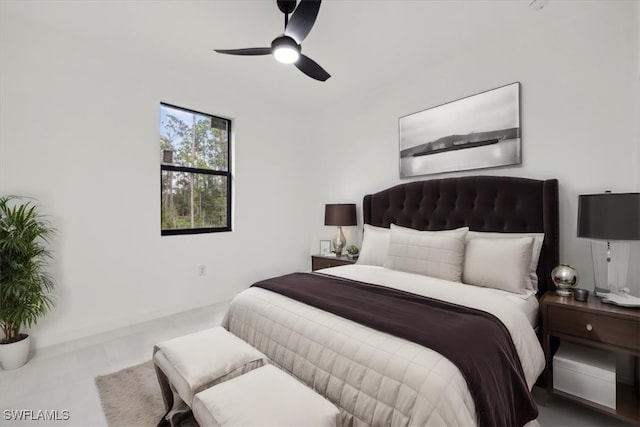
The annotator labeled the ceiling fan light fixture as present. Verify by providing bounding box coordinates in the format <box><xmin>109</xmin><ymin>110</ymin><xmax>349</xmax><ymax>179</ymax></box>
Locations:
<box><xmin>271</xmin><ymin>36</ymin><xmax>300</xmax><ymax>64</ymax></box>
<box><xmin>214</xmin><ymin>1</ymin><xmax>330</xmax><ymax>81</ymax></box>
<box><xmin>273</xmin><ymin>46</ymin><xmax>300</xmax><ymax>64</ymax></box>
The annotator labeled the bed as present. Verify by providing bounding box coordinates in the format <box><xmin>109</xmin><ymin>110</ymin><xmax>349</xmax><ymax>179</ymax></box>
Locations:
<box><xmin>223</xmin><ymin>175</ymin><xmax>559</xmax><ymax>426</ymax></box>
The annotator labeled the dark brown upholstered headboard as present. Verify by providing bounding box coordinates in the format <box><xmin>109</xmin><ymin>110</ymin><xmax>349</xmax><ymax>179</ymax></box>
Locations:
<box><xmin>363</xmin><ymin>176</ymin><xmax>559</xmax><ymax>296</ymax></box>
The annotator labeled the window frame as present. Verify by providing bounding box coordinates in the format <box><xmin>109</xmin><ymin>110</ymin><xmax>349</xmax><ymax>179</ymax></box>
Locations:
<box><xmin>160</xmin><ymin>102</ymin><xmax>232</xmax><ymax>236</ymax></box>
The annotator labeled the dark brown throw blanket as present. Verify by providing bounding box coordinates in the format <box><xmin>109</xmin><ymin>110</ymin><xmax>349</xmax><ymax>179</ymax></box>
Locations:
<box><xmin>252</xmin><ymin>272</ymin><xmax>537</xmax><ymax>427</ymax></box>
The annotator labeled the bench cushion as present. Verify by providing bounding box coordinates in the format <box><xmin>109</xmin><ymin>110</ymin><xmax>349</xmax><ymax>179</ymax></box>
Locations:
<box><xmin>153</xmin><ymin>327</ymin><xmax>267</xmax><ymax>406</ymax></box>
<box><xmin>192</xmin><ymin>365</ymin><xmax>341</xmax><ymax>427</ymax></box>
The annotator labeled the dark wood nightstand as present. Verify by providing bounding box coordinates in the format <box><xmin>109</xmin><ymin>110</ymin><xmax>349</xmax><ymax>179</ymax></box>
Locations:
<box><xmin>540</xmin><ymin>292</ymin><xmax>640</xmax><ymax>424</ymax></box>
<box><xmin>311</xmin><ymin>254</ymin><xmax>356</xmax><ymax>271</ymax></box>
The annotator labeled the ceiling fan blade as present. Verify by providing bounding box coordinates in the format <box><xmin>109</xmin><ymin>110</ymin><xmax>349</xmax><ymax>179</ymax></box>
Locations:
<box><xmin>284</xmin><ymin>0</ymin><xmax>321</xmax><ymax>44</ymax></box>
<box><xmin>214</xmin><ymin>47</ymin><xmax>271</xmax><ymax>56</ymax></box>
<box><xmin>295</xmin><ymin>54</ymin><xmax>330</xmax><ymax>81</ymax></box>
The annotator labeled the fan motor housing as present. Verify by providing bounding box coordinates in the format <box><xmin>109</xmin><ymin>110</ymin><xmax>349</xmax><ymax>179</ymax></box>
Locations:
<box><xmin>271</xmin><ymin>36</ymin><xmax>300</xmax><ymax>52</ymax></box>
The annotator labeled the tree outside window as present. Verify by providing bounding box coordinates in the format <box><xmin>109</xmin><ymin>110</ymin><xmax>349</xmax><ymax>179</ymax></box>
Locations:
<box><xmin>160</xmin><ymin>103</ymin><xmax>231</xmax><ymax>235</ymax></box>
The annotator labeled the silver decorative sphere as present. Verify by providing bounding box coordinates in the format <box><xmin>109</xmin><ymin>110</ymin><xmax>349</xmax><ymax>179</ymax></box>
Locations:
<box><xmin>552</xmin><ymin>264</ymin><xmax>579</xmax><ymax>297</ymax></box>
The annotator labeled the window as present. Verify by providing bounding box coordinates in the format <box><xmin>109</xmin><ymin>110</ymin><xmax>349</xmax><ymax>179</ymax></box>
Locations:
<box><xmin>160</xmin><ymin>103</ymin><xmax>231</xmax><ymax>235</ymax></box>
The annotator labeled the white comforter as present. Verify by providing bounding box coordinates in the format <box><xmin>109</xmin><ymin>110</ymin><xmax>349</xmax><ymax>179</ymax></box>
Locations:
<box><xmin>223</xmin><ymin>265</ymin><xmax>545</xmax><ymax>426</ymax></box>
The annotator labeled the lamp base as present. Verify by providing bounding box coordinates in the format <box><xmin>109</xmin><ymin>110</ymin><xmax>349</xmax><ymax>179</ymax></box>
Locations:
<box><xmin>590</xmin><ymin>240</ymin><xmax>630</xmax><ymax>296</ymax></box>
<box><xmin>332</xmin><ymin>226</ymin><xmax>346</xmax><ymax>257</ymax></box>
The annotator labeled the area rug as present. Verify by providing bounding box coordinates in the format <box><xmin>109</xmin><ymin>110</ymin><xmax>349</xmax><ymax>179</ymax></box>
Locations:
<box><xmin>95</xmin><ymin>361</ymin><xmax>167</xmax><ymax>427</ymax></box>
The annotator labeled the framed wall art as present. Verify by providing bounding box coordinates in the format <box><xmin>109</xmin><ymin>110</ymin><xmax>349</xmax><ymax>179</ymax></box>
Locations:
<box><xmin>399</xmin><ymin>82</ymin><xmax>521</xmax><ymax>177</ymax></box>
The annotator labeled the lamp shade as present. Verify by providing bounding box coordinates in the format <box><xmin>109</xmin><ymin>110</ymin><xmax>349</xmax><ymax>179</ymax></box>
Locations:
<box><xmin>324</xmin><ymin>204</ymin><xmax>357</xmax><ymax>226</ymax></box>
<box><xmin>577</xmin><ymin>193</ymin><xmax>640</xmax><ymax>240</ymax></box>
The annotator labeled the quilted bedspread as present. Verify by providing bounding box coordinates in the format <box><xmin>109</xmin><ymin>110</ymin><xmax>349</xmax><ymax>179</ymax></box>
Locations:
<box><xmin>222</xmin><ymin>265</ymin><xmax>544</xmax><ymax>426</ymax></box>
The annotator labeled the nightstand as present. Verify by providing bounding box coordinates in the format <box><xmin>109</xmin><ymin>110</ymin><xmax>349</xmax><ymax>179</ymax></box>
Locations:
<box><xmin>311</xmin><ymin>254</ymin><xmax>356</xmax><ymax>271</ymax></box>
<box><xmin>540</xmin><ymin>292</ymin><xmax>640</xmax><ymax>424</ymax></box>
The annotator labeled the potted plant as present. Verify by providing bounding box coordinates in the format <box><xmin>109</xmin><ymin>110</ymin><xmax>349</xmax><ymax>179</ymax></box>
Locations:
<box><xmin>0</xmin><ymin>196</ymin><xmax>55</xmax><ymax>369</ymax></box>
<box><xmin>346</xmin><ymin>245</ymin><xmax>359</xmax><ymax>260</ymax></box>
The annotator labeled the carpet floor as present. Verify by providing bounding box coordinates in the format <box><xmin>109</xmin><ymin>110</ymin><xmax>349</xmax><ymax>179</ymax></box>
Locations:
<box><xmin>95</xmin><ymin>361</ymin><xmax>167</xmax><ymax>427</ymax></box>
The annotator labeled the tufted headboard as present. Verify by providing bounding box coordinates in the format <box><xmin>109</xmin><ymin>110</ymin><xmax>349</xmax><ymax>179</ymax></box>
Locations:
<box><xmin>363</xmin><ymin>176</ymin><xmax>559</xmax><ymax>296</ymax></box>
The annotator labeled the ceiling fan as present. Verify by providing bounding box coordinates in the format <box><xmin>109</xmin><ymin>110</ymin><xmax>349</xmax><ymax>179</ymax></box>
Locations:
<box><xmin>214</xmin><ymin>0</ymin><xmax>330</xmax><ymax>82</ymax></box>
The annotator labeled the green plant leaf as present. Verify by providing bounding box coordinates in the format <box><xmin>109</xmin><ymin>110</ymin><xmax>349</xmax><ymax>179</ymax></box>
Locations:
<box><xmin>0</xmin><ymin>196</ymin><xmax>56</xmax><ymax>343</ymax></box>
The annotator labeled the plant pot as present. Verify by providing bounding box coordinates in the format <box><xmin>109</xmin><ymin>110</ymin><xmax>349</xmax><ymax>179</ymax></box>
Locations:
<box><xmin>0</xmin><ymin>334</ymin><xmax>31</xmax><ymax>370</ymax></box>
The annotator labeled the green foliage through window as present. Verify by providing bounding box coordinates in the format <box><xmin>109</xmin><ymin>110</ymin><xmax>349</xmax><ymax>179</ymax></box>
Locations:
<box><xmin>160</xmin><ymin>103</ymin><xmax>231</xmax><ymax>235</ymax></box>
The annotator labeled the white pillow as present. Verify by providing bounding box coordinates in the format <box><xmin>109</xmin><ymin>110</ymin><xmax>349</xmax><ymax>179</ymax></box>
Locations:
<box><xmin>357</xmin><ymin>224</ymin><xmax>469</xmax><ymax>267</ymax></box>
<box><xmin>356</xmin><ymin>225</ymin><xmax>391</xmax><ymax>267</ymax></box>
<box><xmin>465</xmin><ymin>231</ymin><xmax>544</xmax><ymax>291</ymax></box>
<box><xmin>463</xmin><ymin>237</ymin><xmax>534</xmax><ymax>294</ymax></box>
<box><xmin>384</xmin><ymin>225</ymin><xmax>468</xmax><ymax>282</ymax></box>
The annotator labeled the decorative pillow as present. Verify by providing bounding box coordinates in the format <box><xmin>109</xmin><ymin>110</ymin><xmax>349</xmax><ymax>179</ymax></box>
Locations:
<box><xmin>466</xmin><ymin>231</ymin><xmax>544</xmax><ymax>291</ymax></box>
<box><xmin>383</xmin><ymin>225</ymin><xmax>468</xmax><ymax>282</ymax></box>
<box><xmin>357</xmin><ymin>224</ymin><xmax>469</xmax><ymax>267</ymax></box>
<box><xmin>356</xmin><ymin>224</ymin><xmax>391</xmax><ymax>267</ymax></box>
<box><xmin>462</xmin><ymin>237</ymin><xmax>534</xmax><ymax>294</ymax></box>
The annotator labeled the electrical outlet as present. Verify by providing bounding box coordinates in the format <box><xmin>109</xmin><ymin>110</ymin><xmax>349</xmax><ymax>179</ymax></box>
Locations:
<box><xmin>198</xmin><ymin>265</ymin><xmax>206</xmax><ymax>276</ymax></box>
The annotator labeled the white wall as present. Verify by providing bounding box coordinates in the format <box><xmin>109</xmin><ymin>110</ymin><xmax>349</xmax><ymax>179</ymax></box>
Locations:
<box><xmin>2</xmin><ymin>1</ymin><xmax>639</xmax><ymax>349</ymax></box>
<box><xmin>307</xmin><ymin>1</ymin><xmax>640</xmax><ymax>295</ymax></box>
<box><xmin>0</xmin><ymin>14</ymin><xmax>313</xmax><ymax>348</ymax></box>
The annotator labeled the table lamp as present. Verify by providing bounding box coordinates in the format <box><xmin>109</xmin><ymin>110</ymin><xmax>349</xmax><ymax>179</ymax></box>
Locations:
<box><xmin>324</xmin><ymin>204</ymin><xmax>357</xmax><ymax>256</ymax></box>
<box><xmin>577</xmin><ymin>192</ymin><xmax>640</xmax><ymax>295</ymax></box>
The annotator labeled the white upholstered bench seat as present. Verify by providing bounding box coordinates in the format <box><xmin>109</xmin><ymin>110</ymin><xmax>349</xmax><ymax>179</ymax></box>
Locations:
<box><xmin>192</xmin><ymin>364</ymin><xmax>341</xmax><ymax>427</ymax></box>
<box><xmin>153</xmin><ymin>327</ymin><xmax>268</xmax><ymax>424</ymax></box>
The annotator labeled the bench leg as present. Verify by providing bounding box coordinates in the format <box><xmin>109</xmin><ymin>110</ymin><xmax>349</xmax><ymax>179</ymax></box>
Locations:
<box><xmin>155</xmin><ymin>363</ymin><xmax>174</xmax><ymax>426</ymax></box>
<box><xmin>170</xmin><ymin>409</ymin><xmax>193</xmax><ymax>427</ymax></box>
<box><xmin>154</xmin><ymin>362</ymin><xmax>194</xmax><ymax>427</ymax></box>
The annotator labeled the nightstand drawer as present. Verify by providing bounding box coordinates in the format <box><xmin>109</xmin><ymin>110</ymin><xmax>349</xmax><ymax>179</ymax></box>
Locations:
<box><xmin>548</xmin><ymin>305</ymin><xmax>640</xmax><ymax>350</ymax></box>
